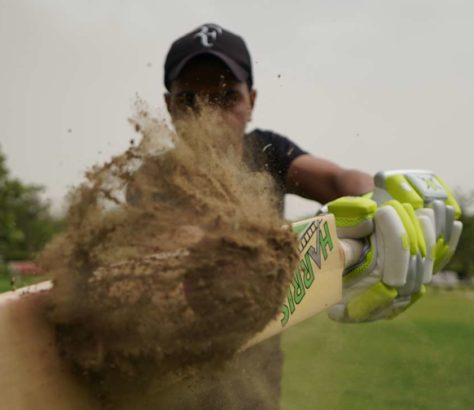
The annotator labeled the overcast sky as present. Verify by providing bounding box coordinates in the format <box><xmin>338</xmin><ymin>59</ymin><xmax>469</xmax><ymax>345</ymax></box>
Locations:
<box><xmin>1</xmin><ymin>0</ymin><xmax>473</xmax><ymax>218</ymax></box>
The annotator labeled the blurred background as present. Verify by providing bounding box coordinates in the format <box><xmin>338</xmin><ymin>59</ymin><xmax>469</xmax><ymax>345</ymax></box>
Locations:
<box><xmin>0</xmin><ymin>1</ymin><xmax>473</xmax><ymax>408</ymax></box>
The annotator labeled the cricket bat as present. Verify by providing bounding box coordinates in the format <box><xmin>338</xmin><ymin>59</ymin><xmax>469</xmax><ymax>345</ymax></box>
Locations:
<box><xmin>0</xmin><ymin>282</ymin><xmax>101</xmax><ymax>410</ymax></box>
<box><xmin>0</xmin><ymin>214</ymin><xmax>361</xmax><ymax>347</ymax></box>
<box><xmin>242</xmin><ymin>213</ymin><xmax>362</xmax><ymax>349</ymax></box>
<box><xmin>0</xmin><ymin>214</ymin><xmax>361</xmax><ymax>408</ymax></box>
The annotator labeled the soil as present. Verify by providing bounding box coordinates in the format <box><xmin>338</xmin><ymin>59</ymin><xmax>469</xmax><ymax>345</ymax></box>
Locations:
<box><xmin>38</xmin><ymin>102</ymin><xmax>299</xmax><ymax>408</ymax></box>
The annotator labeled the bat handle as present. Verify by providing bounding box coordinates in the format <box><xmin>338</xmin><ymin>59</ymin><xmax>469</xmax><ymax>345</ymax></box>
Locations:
<box><xmin>340</xmin><ymin>239</ymin><xmax>365</xmax><ymax>269</ymax></box>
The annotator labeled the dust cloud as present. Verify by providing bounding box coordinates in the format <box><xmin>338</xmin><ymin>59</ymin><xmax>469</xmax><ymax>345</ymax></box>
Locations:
<box><xmin>38</xmin><ymin>101</ymin><xmax>299</xmax><ymax>408</ymax></box>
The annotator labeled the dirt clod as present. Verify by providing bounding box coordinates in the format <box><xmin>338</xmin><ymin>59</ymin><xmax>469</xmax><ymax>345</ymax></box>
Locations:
<box><xmin>38</xmin><ymin>102</ymin><xmax>299</xmax><ymax>407</ymax></box>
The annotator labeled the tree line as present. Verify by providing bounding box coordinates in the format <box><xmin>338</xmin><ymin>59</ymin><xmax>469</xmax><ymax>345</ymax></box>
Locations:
<box><xmin>0</xmin><ymin>148</ymin><xmax>64</xmax><ymax>268</ymax></box>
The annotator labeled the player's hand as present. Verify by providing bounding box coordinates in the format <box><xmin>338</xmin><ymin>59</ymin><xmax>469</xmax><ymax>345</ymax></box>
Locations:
<box><xmin>326</xmin><ymin>170</ymin><xmax>462</xmax><ymax>323</ymax></box>
<box><xmin>372</xmin><ymin>170</ymin><xmax>462</xmax><ymax>273</ymax></box>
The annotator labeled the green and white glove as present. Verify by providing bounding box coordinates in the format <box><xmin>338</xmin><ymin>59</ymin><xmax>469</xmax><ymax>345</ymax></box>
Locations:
<box><xmin>373</xmin><ymin>170</ymin><xmax>462</xmax><ymax>274</ymax></box>
<box><xmin>326</xmin><ymin>170</ymin><xmax>462</xmax><ymax>323</ymax></box>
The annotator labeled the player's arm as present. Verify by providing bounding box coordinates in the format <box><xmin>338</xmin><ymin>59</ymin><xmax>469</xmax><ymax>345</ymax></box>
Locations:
<box><xmin>286</xmin><ymin>154</ymin><xmax>374</xmax><ymax>203</ymax></box>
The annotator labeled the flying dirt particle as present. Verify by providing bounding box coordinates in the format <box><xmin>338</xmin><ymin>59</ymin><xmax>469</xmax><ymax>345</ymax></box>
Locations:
<box><xmin>68</xmin><ymin>128</ymin><xmax>72</xmax><ymax>133</ymax></box>
<box><xmin>277</xmin><ymin>74</ymin><xmax>281</xmax><ymax>78</ymax></box>
<box><xmin>39</xmin><ymin>102</ymin><xmax>298</xmax><ymax>408</ymax></box>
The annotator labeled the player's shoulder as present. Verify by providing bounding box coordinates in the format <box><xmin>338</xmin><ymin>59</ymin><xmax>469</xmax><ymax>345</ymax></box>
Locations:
<box><xmin>247</xmin><ymin>128</ymin><xmax>291</xmax><ymax>144</ymax></box>
<box><xmin>245</xmin><ymin>128</ymin><xmax>296</xmax><ymax>152</ymax></box>
<box><xmin>246</xmin><ymin>128</ymin><xmax>307</xmax><ymax>155</ymax></box>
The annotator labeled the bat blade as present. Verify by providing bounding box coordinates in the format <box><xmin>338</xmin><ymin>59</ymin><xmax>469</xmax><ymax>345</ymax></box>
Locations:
<box><xmin>241</xmin><ymin>214</ymin><xmax>346</xmax><ymax>350</ymax></box>
<box><xmin>0</xmin><ymin>214</ymin><xmax>355</xmax><ymax>354</ymax></box>
<box><xmin>0</xmin><ymin>213</ymin><xmax>357</xmax><ymax>406</ymax></box>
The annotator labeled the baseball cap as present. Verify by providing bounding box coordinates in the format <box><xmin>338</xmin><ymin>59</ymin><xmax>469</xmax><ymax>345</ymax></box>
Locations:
<box><xmin>164</xmin><ymin>23</ymin><xmax>253</xmax><ymax>90</ymax></box>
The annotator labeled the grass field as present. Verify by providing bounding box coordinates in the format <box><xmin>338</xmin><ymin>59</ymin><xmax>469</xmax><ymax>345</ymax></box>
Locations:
<box><xmin>281</xmin><ymin>289</ymin><xmax>474</xmax><ymax>410</ymax></box>
<box><xmin>1</xmin><ymin>272</ymin><xmax>471</xmax><ymax>409</ymax></box>
<box><xmin>0</xmin><ymin>271</ymin><xmax>46</xmax><ymax>293</ymax></box>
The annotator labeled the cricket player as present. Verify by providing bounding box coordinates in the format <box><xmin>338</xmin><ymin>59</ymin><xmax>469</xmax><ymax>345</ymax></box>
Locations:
<box><xmin>160</xmin><ymin>23</ymin><xmax>462</xmax><ymax>409</ymax></box>
<box><xmin>0</xmin><ymin>23</ymin><xmax>461</xmax><ymax>410</ymax></box>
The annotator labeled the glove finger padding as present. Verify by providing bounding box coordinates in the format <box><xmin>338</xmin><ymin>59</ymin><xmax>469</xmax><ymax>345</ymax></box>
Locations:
<box><xmin>328</xmin><ymin>196</ymin><xmax>376</xmax><ymax>239</ymax></box>
<box><xmin>432</xmin><ymin>220</ymin><xmax>463</xmax><ymax>273</ymax></box>
<box><xmin>373</xmin><ymin>170</ymin><xmax>463</xmax><ymax>273</ymax></box>
<box><xmin>375</xmin><ymin>205</ymin><xmax>410</xmax><ymax>288</ymax></box>
<box><xmin>415</xmin><ymin>208</ymin><xmax>436</xmax><ymax>283</ymax></box>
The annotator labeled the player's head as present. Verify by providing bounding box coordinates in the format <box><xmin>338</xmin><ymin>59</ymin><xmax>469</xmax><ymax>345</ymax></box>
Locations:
<box><xmin>164</xmin><ymin>23</ymin><xmax>256</xmax><ymax>135</ymax></box>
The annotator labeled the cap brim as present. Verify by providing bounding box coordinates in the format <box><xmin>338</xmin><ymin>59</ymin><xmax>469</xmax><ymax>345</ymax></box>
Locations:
<box><xmin>167</xmin><ymin>50</ymin><xmax>248</xmax><ymax>88</ymax></box>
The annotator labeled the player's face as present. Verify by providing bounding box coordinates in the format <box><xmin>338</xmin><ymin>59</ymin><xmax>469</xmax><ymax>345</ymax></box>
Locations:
<box><xmin>165</xmin><ymin>57</ymin><xmax>256</xmax><ymax>137</ymax></box>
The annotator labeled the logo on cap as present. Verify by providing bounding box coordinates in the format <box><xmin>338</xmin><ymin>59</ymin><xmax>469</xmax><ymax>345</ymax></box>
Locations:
<box><xmin>193</xmin><ymin>24</ymin><xmax>223</xmax><ymax>48</ymax></box>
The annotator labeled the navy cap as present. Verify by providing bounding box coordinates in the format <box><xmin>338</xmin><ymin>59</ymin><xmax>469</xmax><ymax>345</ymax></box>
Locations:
<box><xmin>164</xmin><ymin>23</ymin><xmax>253</xmax><ymax>90</ymax></box>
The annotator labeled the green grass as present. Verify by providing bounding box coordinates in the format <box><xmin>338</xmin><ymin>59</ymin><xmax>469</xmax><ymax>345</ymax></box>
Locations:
<box><xmin>0</xmin><ymin>271</ymin><xmax>46</xmax><ymax>293</ymax></box>
<box><xmin>1</xmin><ymin>269</ymin><xmax>471</xmax><ymax>408</ymax></box>
<box><xmin>281</xmin><ymin>289</ymin><xmax>474</xmax><ymax>410</ymax></box>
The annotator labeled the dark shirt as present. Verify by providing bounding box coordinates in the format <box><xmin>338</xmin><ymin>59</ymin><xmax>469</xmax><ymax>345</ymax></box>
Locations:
<box><xmin>244</xmin><ymin>128</ymin><xmax>307</xmax><ymax>195</ymax></box>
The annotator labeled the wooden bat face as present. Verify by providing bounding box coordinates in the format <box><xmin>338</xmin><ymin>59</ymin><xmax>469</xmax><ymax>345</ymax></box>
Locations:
<box><xmin>241</xmin><ymin>214</ymin><xmax>344</xmax><ymax>349</ymax></box>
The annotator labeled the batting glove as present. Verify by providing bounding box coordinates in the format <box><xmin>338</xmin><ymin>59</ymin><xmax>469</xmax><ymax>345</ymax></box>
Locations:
<box><xmin>326</xmin><ymin>170</ymin><xmax>462</xmax><ymax>323</ymax></box>
<box><xmin>372</xmin><ymin>170</ymin><xmax>462</xmax><ymax>274</ymax></box>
